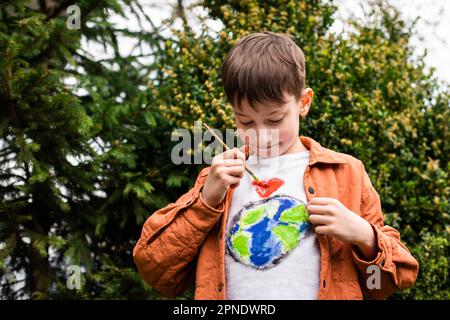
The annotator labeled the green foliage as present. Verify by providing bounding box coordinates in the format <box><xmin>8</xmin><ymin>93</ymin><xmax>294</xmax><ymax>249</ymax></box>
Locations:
<box><xmin>0</xmin><ymin>0</ymin><xmax>448</xmax><ymax>299</ymax></box>
<box><xmin>0</xmin><ymin>0</ymin><xmax>174</xmax><ymax>299</ymax></box>
<box><xmin>398</xmin><ymin>231</ymin><xmax>449</xmax><ymax>299</ymax></box>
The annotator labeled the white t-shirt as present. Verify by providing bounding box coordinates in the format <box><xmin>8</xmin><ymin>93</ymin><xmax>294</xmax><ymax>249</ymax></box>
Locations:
<box><xmin>225</xmin><ymin>150</ymin><xmax>320</xmax><ymax>300</ymax></box>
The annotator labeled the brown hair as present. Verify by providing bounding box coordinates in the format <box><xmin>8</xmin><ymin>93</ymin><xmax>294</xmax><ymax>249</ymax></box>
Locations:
<box><xmin>221</xmin><ymin>31</ymin><xmax>306</xmax><ymax>109</ymax></box>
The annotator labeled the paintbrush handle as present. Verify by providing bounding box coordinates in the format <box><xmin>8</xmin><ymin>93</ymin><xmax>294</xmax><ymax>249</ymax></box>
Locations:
<box><xmin>203</xmin><ymin>123</ymin><xmax>260</xmax><ymax>182</ymax></box>
<box><xmin>203</xmin><ymin>123</ymin><xmax>230</xmax><ymax>151</ymax></box>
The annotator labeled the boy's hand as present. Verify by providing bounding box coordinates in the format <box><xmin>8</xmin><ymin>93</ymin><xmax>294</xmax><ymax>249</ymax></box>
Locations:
<box><xmin>307</xmin><ymin>197</ymin><xmax>378</xmax><ymax>261</ymax></box>
<box><xmin>201</xmin><ymin>147</ymin><xmax>246</xmax><ymax>209</ymax></box>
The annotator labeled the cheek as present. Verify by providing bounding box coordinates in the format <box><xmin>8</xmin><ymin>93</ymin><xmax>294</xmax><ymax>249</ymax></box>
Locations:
<box><xmin>280</xmin><ymin>122</ymin><xmax>298</xmax><ymax>142</ymax></box>
<box><xmin>278</xmin><ymin>121</ymin><xmax>298</xmax><ymax>145</ymax></box>
<box><xmin>278</xmin><ymin>129</ymin><xmax>295</xmax><ymax>147</ymax></box>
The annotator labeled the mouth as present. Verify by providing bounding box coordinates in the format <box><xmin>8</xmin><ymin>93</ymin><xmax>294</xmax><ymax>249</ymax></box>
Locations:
<box><xmin>247</xmin><ymin>143</ymin><xmax>282</xmax><ymax>156</ymax></box>
<box><xmin>251</xmin><ymin>143</ymin><xmax>276</xmax><ymax>149</ymax></box>
<box><xmin>257</xmin><ymin>144</ymin><xmax>278</xmax><ymax>151</ymax></box>
<box><xmin>255</xmin><ymin>145</ymin><xmax>280</xmax><ymax>158</ymax></box>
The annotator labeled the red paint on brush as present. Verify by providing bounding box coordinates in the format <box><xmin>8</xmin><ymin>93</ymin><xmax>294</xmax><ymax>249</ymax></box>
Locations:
<box><xmin>252</xmin><ymin>178</ymin><xmax>284</xmax><ymax>198</ymax></box>
<box><xmin>244</xmin><ymin>144</ymin><xmax>250</xmax><ymax>160</ymax></box>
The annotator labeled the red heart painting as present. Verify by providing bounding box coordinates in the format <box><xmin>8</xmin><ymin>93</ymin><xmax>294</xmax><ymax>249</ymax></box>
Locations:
<box><xmin>252</xmin><ymin>178</ymin><xmax>284</xmax><ymax>198</ymax></box>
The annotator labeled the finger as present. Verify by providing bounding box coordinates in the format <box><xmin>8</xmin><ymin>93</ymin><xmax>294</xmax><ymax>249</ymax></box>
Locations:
<box><xmin>308</xmin><ymin>214</ymin><xmax>333</xmax><ymax>226</ymax></box>
<box><xmin>308</xmin><ymin>197</ymin><xmax>334</xmax><ymax>206</ymax></box>
<box><xmin>223</xmin><ymin>165</ymin><xmax>245</xmax><ymax>178</ymax></box>
<box><xmin>214</xmin><ymin>149</ymin><xmax>236</xmax><ymax>161</ymax></box>
<box><xmin>222</xmin><ymin>147</ymin><xmax>246</xmax><ymax>163</ymax></box>
<box><xmin>213</xmin><ymin>158</ymin><xmax>245</xmax><ymax>167</ymax></box>
<box><xmin>314</xmin><ymin>225</ymin><xmax>333</xmax><ymax>235</ymax></box>
<box><xmin>306</xmin><ymin>204</ymin><xmax>331</xmax><ymax>215</ymax></box>
<box><xmin>225</xmin><ymin>175</ymin><xmax>242</xmax><ymax>188</ymax></box>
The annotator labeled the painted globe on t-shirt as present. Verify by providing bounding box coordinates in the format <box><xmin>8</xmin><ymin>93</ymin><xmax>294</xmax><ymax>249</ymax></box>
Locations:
<box><xmin>226</xmin><ymin>194</ymin><xmax>310</xmax><ymax>270</ymax></box>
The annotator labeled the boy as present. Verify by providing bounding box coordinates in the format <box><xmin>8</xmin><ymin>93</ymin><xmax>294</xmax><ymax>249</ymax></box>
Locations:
<box><xmin>133</xmin><ymin>32</ymin><xmax>419</xmax><ymax>299</ymax></box>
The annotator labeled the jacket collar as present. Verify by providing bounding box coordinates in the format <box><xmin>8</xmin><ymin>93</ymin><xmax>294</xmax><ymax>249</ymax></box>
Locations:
<box><xmin>300</xmin><ymin>136</ymin><xmax>348</xmax><ymax>166</ymax></box>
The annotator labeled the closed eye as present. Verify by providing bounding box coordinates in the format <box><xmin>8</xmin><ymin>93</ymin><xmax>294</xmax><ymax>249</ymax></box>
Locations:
<box><xmin>268</xmin><ymin>117</ymin><xmax>284</xmax><ymax>123</ymax></box>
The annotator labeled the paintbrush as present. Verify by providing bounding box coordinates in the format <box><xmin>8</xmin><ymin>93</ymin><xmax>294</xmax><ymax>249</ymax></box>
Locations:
<box><xmin>203</xmin><ymin>123</ymin><xmax>263</xmax><ymax>184</ymax></box>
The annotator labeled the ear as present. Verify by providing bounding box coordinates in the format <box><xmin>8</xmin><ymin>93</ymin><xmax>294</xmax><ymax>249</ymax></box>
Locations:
<box><xmin>299</xmin><ymin>88</ymin><xmax>314</xmax><ymax>117</ymax></box>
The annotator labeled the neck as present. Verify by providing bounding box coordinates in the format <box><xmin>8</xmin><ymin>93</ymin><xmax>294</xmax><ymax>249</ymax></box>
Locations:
<box><xmin>282</xmin><ymin>137</ymin><xmax>308</xmax><ymax>155</ymax></box>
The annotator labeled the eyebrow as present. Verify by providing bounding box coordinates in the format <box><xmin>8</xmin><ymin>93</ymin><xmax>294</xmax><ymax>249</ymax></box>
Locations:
<box><xmin>235</xmin><ymin>110</ymin><xmax>283</xmax><ymax>117</ymax></box>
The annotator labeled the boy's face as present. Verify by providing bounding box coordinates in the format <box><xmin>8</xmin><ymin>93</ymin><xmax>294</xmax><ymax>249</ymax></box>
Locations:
<box><xmin>233</xmin><ymin>89</ymin><xmax>313</xmax><ymax>158</ymax></box>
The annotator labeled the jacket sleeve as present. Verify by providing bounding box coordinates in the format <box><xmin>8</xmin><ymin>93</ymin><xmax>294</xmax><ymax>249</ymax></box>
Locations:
<box><xmin>133</xmin><ymin>167</ymin><xmax>224</xmax><ymax>298</ymax></box>
<box><xmin>351</xmin><ymin>162</ymin><xmax>419</xmax><ymax>299</ymax></box>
